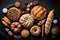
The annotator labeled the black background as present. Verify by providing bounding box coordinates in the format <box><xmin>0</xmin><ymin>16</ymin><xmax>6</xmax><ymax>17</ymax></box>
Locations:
<box><xmin>0</xmin><ymin>0</ymin><xmax>60</xmax><ymax>40</ymax></box>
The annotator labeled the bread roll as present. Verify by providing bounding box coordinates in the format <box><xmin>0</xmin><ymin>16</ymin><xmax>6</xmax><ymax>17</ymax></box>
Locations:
<box><xmin>31</xmin><ymin>6</ymin><xmax>47</xmax><ymax>20</ymax></box>
<box><xmin>19</xmin><ymin>14</ymin><xmax>34</xmax><ymax>28</ymax></box>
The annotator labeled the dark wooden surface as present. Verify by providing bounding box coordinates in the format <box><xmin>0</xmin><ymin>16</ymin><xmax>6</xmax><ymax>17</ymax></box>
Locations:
<box><xmin>0</xmin><ymin>0</ymin><xmax>60</xmax><ymax>40</ymax></box>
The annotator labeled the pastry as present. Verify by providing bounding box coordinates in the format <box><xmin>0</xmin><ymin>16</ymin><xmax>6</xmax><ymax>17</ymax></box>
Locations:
<box><xmin>5</xmin><ymin>28</ymin><xmax>9</xmax><ymax>32</ymax></box>
<box><xmin>5</xmin><ymin>28</ymin><xmax>13</xmax><ymax>36</ymax></box>
<box><xmin>7</xmin><ymin>7</ymin><xmax>21</xmax><ymax>21</ymax></box>
<box><xmin>38</xmin><ymin>19</ymin><xmax>46</xmax><ymax>26</ymax></box>
<box><xmin>26</xmin><ymin>8</ymin><xmax>30</xmax><ymax>12</ymax></box>
<box><xmin>2</xmin><ymin>16</ymin><xmax>11</xmax><ymax>27</ymax></box>
<box><xmin>51</xmin><ymin>26</ymin><xmax>59</xmax><ymax>34</ymax></box>
<box><xmin>30</xmin><ymin>25</ymin><xmax>41</xmax><ymax>36</ymax></box>
<box><xmin>31</xmin><ymin>6</ymin><xmax>47</xmax><ymax>20</ymax></box>
<box><xmin>45</xmin><ymin>10</ymin><xmax>54</xmax><ymax>35</ymax></box>
<box><xmin>51</xmin><ymin>26</ymin><xmax>59</xmax><ymax>38</ymax></box>
<box><xmin>21</xmin><ymin>29</ymin><xmax>29</xmax><ymax>37</ymax></box>
<box><xmin>8</xmin><ymin>31</ymin><xmax>13</xmax><ymax>36</ymax></box>
<box><xmin>30</xmin><ymin>2</ymin><xmax>33</xmax><ymax>6</ymax></box>
<box><xmin>14</xmin><ymin>1</ymin><xmax>21</xmax><ymax>7</ymax></box>
<box><xmin>10</xmin><ymin>22</ymin><xmax>21</xmax><ymax>33</ymax></box>
<box><xmin>19</xmin><ymin>14</ymin><xmax>34</xmax><ymax>28</ymax></box>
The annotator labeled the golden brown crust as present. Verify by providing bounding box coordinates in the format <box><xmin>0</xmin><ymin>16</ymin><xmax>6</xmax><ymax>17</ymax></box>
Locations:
<box><xmin>31</xmin><ymin>6</ymin><xmax>47</xmax><ymax>20</ymax></box>
<box><xmin>2</xmin><ymin>16</ymin><xmax>11</xmax><ymax>27</ymax></box>
<box><xmin>10</xmin><ymin>22</ymin><xmax>21</xmax><ymax>33</ymax></box>
<box><xmin>2</xmin><ymin>21</ymin><xmax>9</xmax><ymax>27</ymax></box>
<box><xmin>32</xmin><ymin>6</ymin><xmax>43</xmax><ymax>16</ymax></box>
<box><xmin>45</xmin><ymin>10</ymin><xmax>54</xmax><ymax>35</ymax></box>
<box><xmin>2</xmin><ymin>16</ymin><xmax>11</xmax><ymax>24</ymax></box>
<box><xmin>30</xmin><ymin>25</ymin><xmax>41</xmax><ymax>36</ymax></box>
<box><xmin>14</xmin><ymin>1</ymin><xmax>21</xmax><ymax>7</ymax></box>
<box><xmin>7</xmin><ymin>7</ymin><xmax>21</xmax><ymax>21</ymax></box>
<box><xmin>21</xmin><ymin>29</ymin><xmax>29</xmax><ymax>37</ymax></box>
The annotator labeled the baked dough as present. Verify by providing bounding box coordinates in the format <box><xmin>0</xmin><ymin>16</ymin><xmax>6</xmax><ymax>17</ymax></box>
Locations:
<box><xmin>31</xmin><ymin>6</ymin><xmax>47</xmax><ymax>20</ymax></box>
<box><xmin>7</xmin><ymin>7</ymin><xmax>21</xmax><ymax>21</ymax></box>
<box><xmin>30</xmin><ymin>25</ymin><xmax>41</xmax><ymax>36</ymax></box>
<box><xmin>2</xmin><ymin>16</ymin><xmax>11</xmax><ymax>27</ymax></box>
<box><xmin>21</xmin><ymin>29</ymin><xmax>29</xmax><ymax>37</ymax></box>
<box><xmin>45</xmin><ymin>10</ymin><xmax>54</xmax><ymax>35</ymax></box>
<box><xmin>14</xmin><ymin>1</ymin><xmax>21</xmax><ymax>7</ymax></box>
<box><xmin>10</xmin><ymin>22</ymin><xmax>21</xmax><ymax>33</ymax></box>
<box><xmin>19</xmin><ymin>14</ymin><xmax>34</xmax><ymax>28</ymax></box>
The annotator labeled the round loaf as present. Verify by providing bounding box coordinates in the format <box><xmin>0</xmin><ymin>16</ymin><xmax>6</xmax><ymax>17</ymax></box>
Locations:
<box><xmin>31</xmin><ymin>6</ymin><xmax>47</xmax><ymax>20</ymax></box>
<box><xmin>19</xmin><ymin>14</ymin><xmax>34</xmax><ymax>28</ymax></box>
<box><xmin>7</xmin><ymin>7</ymin><xmax>21</xmax><ymax>21</ymax></box>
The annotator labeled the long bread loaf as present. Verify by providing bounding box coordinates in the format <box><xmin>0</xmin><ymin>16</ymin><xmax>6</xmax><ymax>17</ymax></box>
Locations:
<box><xmin>45</xmin><ymin>10</ymin><xmax>54</xmax><ymax>35</ymax></box>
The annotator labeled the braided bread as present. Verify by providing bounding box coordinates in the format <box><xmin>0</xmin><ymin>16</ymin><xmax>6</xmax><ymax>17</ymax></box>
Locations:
<box><xmin>19</xmin><ymin>14</ymin><xmax>34</xmax><ymax>28</ymax></box>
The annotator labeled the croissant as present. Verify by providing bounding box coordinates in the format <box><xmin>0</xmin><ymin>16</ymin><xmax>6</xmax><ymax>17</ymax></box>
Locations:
<box><xmin>45</xmin><ymin>10</ymin><xmax>54</xmax><ymax>35</ymax></box>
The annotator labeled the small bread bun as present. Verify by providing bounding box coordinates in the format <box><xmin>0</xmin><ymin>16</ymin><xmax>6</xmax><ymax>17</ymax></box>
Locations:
<box><xmin>21</xmin><ymin>29</ymin><xmax>29</xmax><ymax>38</ymax></box>
<box><xmin>14</xmin><ymin>1</ymin><xmax>21</xmax><ymax>7</ymax></box>
<box><xmin>10</xmin><ymin>22</ymin><xmax>21</xmax><ymax>33</ymax></box>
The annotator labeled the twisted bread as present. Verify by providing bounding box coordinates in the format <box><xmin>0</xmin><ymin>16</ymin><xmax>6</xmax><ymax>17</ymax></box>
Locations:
<box><xmin>45</xmin><ymin>10</ymin><xmax>54</xmax><ymax>35</ymax></box>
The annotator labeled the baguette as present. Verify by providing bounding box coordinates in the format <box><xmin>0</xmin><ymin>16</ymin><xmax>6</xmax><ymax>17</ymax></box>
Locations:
<box><xmin>45</xmin><ymin>10</ymin><xmax>54</xmax><ymax>35</ymax></box>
